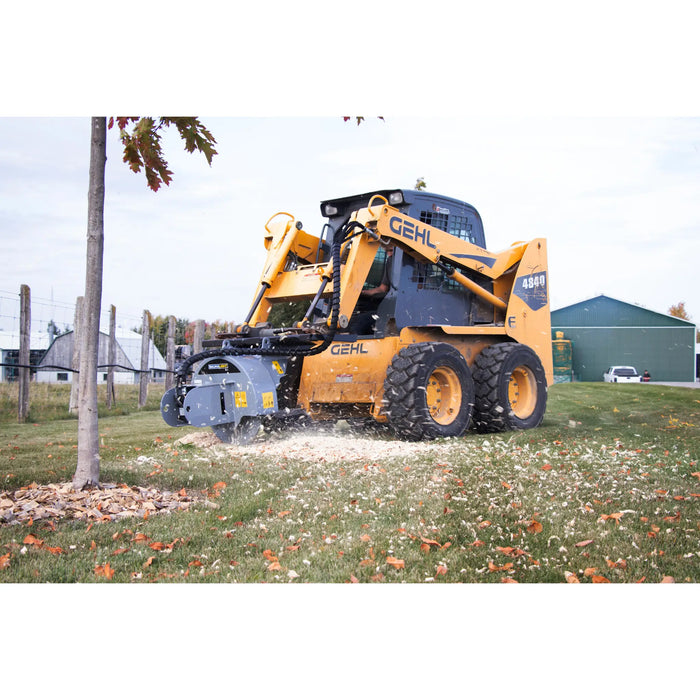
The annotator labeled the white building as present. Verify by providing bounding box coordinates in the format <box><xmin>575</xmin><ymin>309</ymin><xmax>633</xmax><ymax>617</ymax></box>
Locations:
<box><xmin>35</xmin><ymin>328</ymin><xmax>167</xmax><ymax>384</ymax></box>
<box><xmin>0</xmin><ymin>331</ymin><xmax>53</xmax><ymax>382</ymax></box>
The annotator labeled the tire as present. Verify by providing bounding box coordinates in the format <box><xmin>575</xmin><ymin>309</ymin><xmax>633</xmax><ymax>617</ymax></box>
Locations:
<box><xmin>472</xmin><ymin>343</ymin><xmax>547</xmax><ymax>433</ymax></box>
<box><xmin>383</xmin><ymin>342</ymin><xmax>474</xmax><ymax>440</ymax></box>
<box><xmin>212</xmin><ymin>416</ymin><xmax>261</xmax><ymax>445</ymax></box>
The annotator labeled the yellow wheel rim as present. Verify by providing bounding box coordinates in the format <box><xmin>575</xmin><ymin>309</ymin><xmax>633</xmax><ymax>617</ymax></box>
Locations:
<box><xmin>426</xmin><ymin>366</ymin><xmax>462</xmax><ymax>425</ymax></box>
<box><xmin>508</xmin><ymin>365</ymin><xmax>537</xmax><ymax>419</ymax></box>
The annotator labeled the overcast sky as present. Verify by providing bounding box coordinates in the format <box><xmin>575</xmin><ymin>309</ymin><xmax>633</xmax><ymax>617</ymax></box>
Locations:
<box><xmin>2</xmin><ymin>2</ymin><xmax>699</xmax><ymax>338</ymax></box>
<box><xmin>2</xmin><ymin>115</ymin><xmax>699</xmax><ymax>334</ymax></box>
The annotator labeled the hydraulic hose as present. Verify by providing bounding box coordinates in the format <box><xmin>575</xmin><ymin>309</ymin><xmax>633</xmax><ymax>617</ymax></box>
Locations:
<box><xmin>175</xmin><ymin>220</ymin><xmax>367</xmax><ymax>385</ymax></box>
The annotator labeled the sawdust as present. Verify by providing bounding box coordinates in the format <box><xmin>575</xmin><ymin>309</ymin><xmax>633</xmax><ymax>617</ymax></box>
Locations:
<box><xmin>178</xmin><ymin>429</ymin><xmax>453</xmax><ymax>463</ymax></box>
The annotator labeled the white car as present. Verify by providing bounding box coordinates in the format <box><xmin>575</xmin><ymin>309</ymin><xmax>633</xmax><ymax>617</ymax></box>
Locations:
<box><xmin>603</xmin><ymin>366</ymin><xmax>641</xmax><ymax>383</ymax></box>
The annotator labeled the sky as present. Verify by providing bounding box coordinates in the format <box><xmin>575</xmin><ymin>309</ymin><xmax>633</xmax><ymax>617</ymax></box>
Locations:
<box><xmin>1</xmin><ymin>115</ymin><xmax>699</xmax><ymax>335</ymax></box>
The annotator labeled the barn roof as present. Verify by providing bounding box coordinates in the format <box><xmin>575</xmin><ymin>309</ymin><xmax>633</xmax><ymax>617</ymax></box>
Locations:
<box><xmin>552</xmin><ymin>295</ymin><xmax>696</xmax><ymax>329</ymax></box>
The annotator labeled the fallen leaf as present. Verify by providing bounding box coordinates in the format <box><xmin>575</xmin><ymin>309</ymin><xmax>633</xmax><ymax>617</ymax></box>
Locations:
<box><xmin>575</xmin><ymin>539</ymin><xmax>594</xmax><ymax>548</ymax></box>
<box><xmin>584</xmin><ymin>567</ymin><xmax>597</xmax><ymax>576</ymax></box>
<box><xmin>565</xmin><ymin>571</ymin><xmax>580</xmax><ymax>583</ymax></box>
<box><xmin>436</xmin><ymin>564</ymin><xmax>448</xmax><ymax>576</ymax></box>
<box><xmin>661</xmin><ymin>576</ymin><xmax>675</xmax><ymax>583</ymax></box>
<box><xmin>277</xmin><ymin>510</ymin><xmax>291</xmax><ymax>518</ymax></box>
<box><xmin>0</xmin><ymin>552</ymin><xmax>10</xmax><ymax>569</ymax></box>
<box><xmin>112</xmin><ymin>547</ymin><xmax>130</xmax><ymax>556</ymax></box>
<box><xmin>23</xmin><ymin>534</ymin><xmax>44</xmax><ymax>547</ymax></box>
<box><xmin>420</xmin><ymin>535</ymin><xmax>441</xmax><ymax>547</ymax></box>
<box><xmin>591</xmin><ymin>575</ymin><xmax>610</xmax><ymax>583</ymax></box>
<box><xmin>143</xmin><ymin>556</ymin><xmax>155</xmax><ymax>569</ymax></box>
<box><xmin>601</xmin><ymin>512</ymin><xmax>623</xmax><ymax>525</ymax></box>
<box><xmin>95</xmin><ymin>562</ymin><xmax>115</xmax><ymax>580</ymax></box>
<box><xmin>267</xmin><ymin>561</ymin><xmax>282</xmax><ymax>571</ymax></box>
<box><xmin>188</xmin><ymin>560</ymin><xmax>203</xmax><ymax>567</ymax></box>
<box><xmin>500</xmin><ymin>577</ymin><xmax>518</xmax><ymax>583</ymax></box>
<box><xmin>386</xmin><ymin>556</ymin><xmax>405</xmax><ymax>570</ymax></box>
<box><xmin>501</xmin><ymin>481</ymin><xmax>511</xmax><ymax>490</ymax></box>
<box><xmin>527</xmin><ymin>519</ymin><xmax>543</xmax><ymax>534</ymax></box>
<box><xmin>488</xmin><ymin>561</ymin><xmax>514</xmax><ymax>572</ymax></box>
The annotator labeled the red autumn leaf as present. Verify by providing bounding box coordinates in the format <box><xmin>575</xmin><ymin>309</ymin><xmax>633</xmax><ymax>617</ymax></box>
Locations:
<box><xmin>661</xmin><ymin>576</ymin><xmax>675</xmax><ymax>583</ymax></box>
<box><xmin>112</xmin><ymin>547</ymin><xmax>130</xmax><ymax>556</ymax></box>
<box><xmin>268</xmin><ymin>561</ymin><xmax>282</xmax><ymax>571</ymax></box>
<box><xmin>148</xmin><ymin>542</ymin><xmax>165</xmax><ymax>551</ymax></box>
<box><xmin>591</xmin><ymin>575</ymin><xmax>610</xmax><ymax>583</ymax></box>
<box><xmin>420</xmin><ymin>543</ymin><xmax>431</xmax><ymax>553</ymax></box>
<box><xmin>349</xmin><ymin>574</ymin><xmax>359</xmax><ymax>583</ymax></box>
<box><xmin>541</xmin><ymin>464</ymin><xmax>552</xmax><ymax>471</ymax></box>
<box><xmin>188</xmin><ymin>560</ymin><xmax>203</xmax><ymax>567</ymax></box>
<box><xmin>496</xmin><ymin>546</ymin><xmax>526</xmax><ymax>557</ymax></box>
<box><xmin>131</xmin><ymin>533</ymin><xmax>149</xmax><ymax>543</ymax></box>
<box><xmin>436</xmin><ymin>565</ymin><xmax>448</xmax><ymax>576</ymax></box>
<box><xmin>212</xmin><ymin>481</ymin><xmax>226</xmax><ymax>490</ymax></box>
<box><xmin>565</xmin><ymin>572</ymin><xmax>580</xmax><ymax>583</ymax></box>
<box><xmin>527</xmin><ymin>519</ymin><xmax>543</xmax><ymax>534</ymax></box>
<box><xmin>469</xmin><ymin>539</ymin><xmax>485</xmax><ymax>547</ymax></box>
<box><xmin>360</xmin><ymin>534</ymin><xmax>372</xmax><ymax>542</ymax></box>
<box><xmin>501</xmin><ymin>577</ymin><xmax>519</xmax><ymax>583</ymax></box>
<box><xmin>178</xmin><ymin>488</ymin><xmax>187</xmax><ymax>497</ymax></box>
<box><xmin>143</xmin><ymin>556</ymin><xmax>155</xmax><ymax>569</ymax></box>
<box><xmin>386</xmin><ymin>556</ymin><xmax>405</xmax><ymax>570</ymax></box>
<box><xmin>605</xmin><ymin>558</ymin><xmax>627</xmax><ymax>569</ymax></box>
<box><xmin>0</xmin><ymin>552</ymin><xmax>11</xmax><ymax>569</ymax></box>
<box><xmin>575</xmin><ymin>539</ymin><xmax>594</xmax><ymax>548</ymax></box>
<box><xmin>478</xmin><ymin>521</ymin><xmax>491</xmax><ymax>529</ymax></box>
<box><xmin>501</xmin><ymin>481</ymin><xmax>511</xmax><ymax>490</ymax></box>
<box><xmin>277</xmin><ymin>510</ymin><xmax>291</xmax><ymax>518</ymax></box>
<box><xmin>663</xmin><ymin>511</ymin><xmax>681</xmax><ymax>522</ymax></box>
<box><xmin>584</xmin><ymin>567</ymin><xmax>597</xmax><ymax>577</ymax></box>
<box><xmin>262</xmin><ymin>549</ymin><xmax>278</xmax><ymax>562</ymax></box>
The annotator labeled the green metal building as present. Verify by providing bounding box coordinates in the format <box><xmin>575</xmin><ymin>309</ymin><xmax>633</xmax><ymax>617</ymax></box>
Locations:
<box><xmin>551</xmin><ymin>295</ymin><xmax>697</xmax><ymax>382</ymax></box>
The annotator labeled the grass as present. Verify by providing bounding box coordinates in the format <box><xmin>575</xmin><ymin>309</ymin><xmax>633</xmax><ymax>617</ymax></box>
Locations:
<box><xmin>1</xmin><ymin>382</ymin><xmax>699</xmax><ymax>583</ymax></box>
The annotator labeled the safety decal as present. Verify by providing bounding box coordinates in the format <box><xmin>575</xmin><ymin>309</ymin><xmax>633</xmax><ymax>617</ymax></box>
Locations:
<box><xmin>514</xmin><ymin>272</ymin><xmax>548</xmax><ymax>311</ymax></box>
<box><xmin>262</xmin><ymin>391</ymin><xmax>275</xmax><ymax>409</ymax></box>
<box><xmin>272</xmin><ymin>361</ymin><xmax>284</xmax><ymax>374</ymax></box>
<box><xmin>234</xmin><ymin>391</ymin><xmax>248</xmax><ymax>408</ymax></box>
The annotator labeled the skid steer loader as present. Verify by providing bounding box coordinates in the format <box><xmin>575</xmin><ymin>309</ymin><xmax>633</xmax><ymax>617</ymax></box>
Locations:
<box><xmin>161</xmin><ymin>189</ymin><xmax>553</xmax><ymax>443</ymax></box>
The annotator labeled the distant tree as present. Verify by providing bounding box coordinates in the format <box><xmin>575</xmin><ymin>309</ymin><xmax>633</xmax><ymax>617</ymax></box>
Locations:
<box><xmin>668</xmin><ymin>301</ymin><xmax>691</xmax><ymax>320</ymax></box>
<box><xmin>72</xmin><ymin>117</ymin><xmax>216</xmax><ymax>491</ymax></box>
<box><xmin>414</xmin><ymin>177</ymin><xmax>427</xmax><ymax>191</ymax></box>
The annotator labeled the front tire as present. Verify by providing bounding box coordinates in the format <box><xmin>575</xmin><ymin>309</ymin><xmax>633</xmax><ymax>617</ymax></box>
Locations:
<box><xmin>383</xmin><ymin>342</ymin><xmax>474</xmax><ymax>440</ymax></box>
<box><xmin>472</xmin><ymin>343</ymin><xmax>547</xmax><ymax>433</ymax></box>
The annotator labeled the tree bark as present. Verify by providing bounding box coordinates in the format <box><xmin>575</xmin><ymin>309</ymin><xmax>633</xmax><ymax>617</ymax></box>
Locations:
<box><xmin>73</xmin><ymin>117</ymin><xmax>106</xmax><ymax>490</ymax></box>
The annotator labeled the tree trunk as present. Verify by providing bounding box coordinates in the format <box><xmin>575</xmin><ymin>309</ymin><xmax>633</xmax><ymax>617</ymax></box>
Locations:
<box><xmin>73</xmin><ymin>117</ymin><xmax>107</xmax><ymax>490</ymax></box>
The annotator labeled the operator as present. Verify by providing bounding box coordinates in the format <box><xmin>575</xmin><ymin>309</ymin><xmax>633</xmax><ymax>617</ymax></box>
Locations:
<box><xmin>348</xmin><ymin>244</ymin><xmax>394</xmax><ymax>334</ymax></box>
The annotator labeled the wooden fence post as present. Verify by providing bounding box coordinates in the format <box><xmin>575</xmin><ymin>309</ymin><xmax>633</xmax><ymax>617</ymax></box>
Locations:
<box><xmin>193</xmin><ymin>319</ymin><xmax>205</xmax><ymax>355</ymax></box>
<box><xmin>165</xmin><ymin>315</ymin><xmax>176</xmax><ymax>392</ymax></box>
<box><xmin>18</xmin><ymin>284</ymin><xmax>31</xmax><ymax>422</ymax></box>
<box><xmin>139</xmin><ymin>309</ymin><xmax>151</xmax><ymax>408</ymax></box>
<box><xmin>106</xmin><ymin>304</ymin><xmax>116</xmax><ymax>408</ymax></box>
<box><xmin>69</xmin><ymin>296</ymin><xmax>83</xmax><ymax>414</ymax></box>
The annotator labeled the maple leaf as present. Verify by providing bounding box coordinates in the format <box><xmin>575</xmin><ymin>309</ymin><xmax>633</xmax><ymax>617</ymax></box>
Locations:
<box><xmin>23</xmin><ymin>534</ymin><xmax>44</xmax><ymax>547</ymax></box>
<box><xmin>527</xmin><ymin>519</ymin><xmax>543</xmax><ymax>534</ymax></box>
<box><xmin>0</xmin><ymin>552</ymin><xmax>10</xmax><ymax>569</ymax></box>
<box><xmin>420</xmin><ymin>535</ymin><xmax>441</xmax><ymax>547</ymax></box>
<box><xmin>143</xmin><ymin>556</ymin><xmax>155</xmax><ymax>569</ymax></box>
<box><xmin>584</xmin><ymin>567</ymin><xmax>597</xmax><ymax>577</ymax></box>
<box><xmin>386</xmin><ymin>556</ymin><xmax>405</xmax><ymax>570</ymax></box>
<box><xmin>268</xmin><ymin>561</ymin><xmax>282</xmax><ymax>571</ymax></box>
<box><xmin>601</xmin><ymin>513</ymin><xmax>623</xmax><ymax>525</ymax></box>
<box><xmin>661</xmin><ymin>576</ymin><xmax>675</xmax><ymax>583</ymax></box>
<box><xmin>501</xmin><ymin>577</ymin><xmax>519</xmax><ymax>583</ymax></box>
<box><xmin>488</xmin><ymin>561</ymin><xmax>514</xmax><ymax>572</ymax></box>
<box><xmin>95</xmin><ymin>563</ymin><xmax>115</xmax><ymax>580</ymax></box>
<box><xmin>565</xmin><ymin>571</ymin><xmax>580</xmax><ymax>583</ymax></box>
<box><xmin>591</xmin><ymin>575</ymin><xmax>611</xmax><ymax>583</ymax></box>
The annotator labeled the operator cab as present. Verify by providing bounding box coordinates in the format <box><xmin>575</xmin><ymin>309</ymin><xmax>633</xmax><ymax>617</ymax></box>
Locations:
<box><xmin>319</xmin><ymin>189</ymin><xmax>491</xmax><ymax>336</ymax></box>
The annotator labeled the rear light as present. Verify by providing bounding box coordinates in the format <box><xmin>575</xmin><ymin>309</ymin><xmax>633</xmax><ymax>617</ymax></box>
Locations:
<box><xmin>389</xmin><ymin>191</ymin><xmax>404</xmax><ymax>205</ymax></box>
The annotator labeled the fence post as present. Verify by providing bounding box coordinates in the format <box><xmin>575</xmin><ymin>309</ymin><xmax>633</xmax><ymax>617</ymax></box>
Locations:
<box><xmin>18</xmin><ymin>284</ymin><xmax>31</xmax><ymax>422</ymax></box>
<box><xmin>139</xmin><ymin>309</ymin><xmax>151</xmax><ymax>408</ymax></box>
<box><xmin>69</xmin><ymin>296</ymin><xmax>83</xmax><ymax>414</ymax></box>
<box><xmin>106</xmin><ymin>304</ymin><xmax>116</xmax><ymax>408</ymax></box>
<box><xmin>165</xmin><ymin>315</ymin><xmax>176</xmax><ymax>392</ymax></box>
<box><xmin>193</xmin><ymin>319</ymin><xmax>205</xmax><ymax>355</ymax></box>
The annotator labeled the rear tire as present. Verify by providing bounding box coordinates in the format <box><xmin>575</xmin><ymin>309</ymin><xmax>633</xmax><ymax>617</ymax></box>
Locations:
<box><xmin>383</xmin><ymin>343</ymin><xmax>474</xmax><ymax>440</ymax></box>
<box><xmin>472</xmin><ymin>343</ymin><xmax>547</xmax><ymax>433</ymax></box>
<box><xmin>212</xmin><ymin>416</ymin><xmax>261</xmax><ymax>445</ymax></box>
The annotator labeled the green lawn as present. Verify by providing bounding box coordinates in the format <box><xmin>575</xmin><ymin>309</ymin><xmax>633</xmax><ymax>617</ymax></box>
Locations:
<box><xmin>1</xmin><ymin>382</ymin><xmax>698</xmax><ymax>583</ymax></box>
